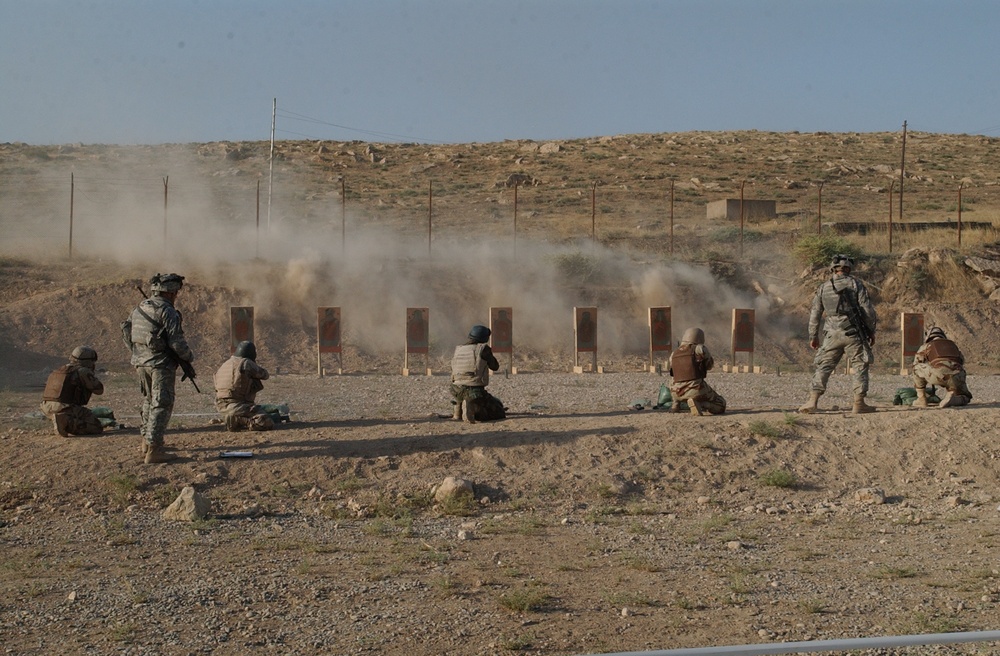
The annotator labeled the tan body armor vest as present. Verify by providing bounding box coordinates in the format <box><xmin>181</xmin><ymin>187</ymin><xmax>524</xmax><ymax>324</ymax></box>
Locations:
<box><xmin>451</xmin><ymin>343</ymin><xmax>489</xmax><ymax>387</ymax></box>
<box><xmin>214</xmin><ymin>357</ymin><xmax>263</xmax><ymax>403</ymax></box>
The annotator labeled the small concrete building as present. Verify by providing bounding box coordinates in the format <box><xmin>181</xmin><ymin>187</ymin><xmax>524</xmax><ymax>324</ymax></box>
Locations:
<box><xmin>707</xmin><ymin>199</ymin><xmax>777</xmax><ymax>221</ymax></box>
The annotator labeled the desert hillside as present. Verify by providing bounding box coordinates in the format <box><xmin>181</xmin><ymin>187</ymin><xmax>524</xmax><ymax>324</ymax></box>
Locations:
<box><xmin>3</xmin><ymin>132</ymin><xmax>1000</xmax><ymax>655</ymax></box>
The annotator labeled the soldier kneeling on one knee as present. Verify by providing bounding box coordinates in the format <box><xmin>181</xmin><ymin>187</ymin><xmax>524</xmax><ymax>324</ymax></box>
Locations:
<box><xmin>40</xmin><ymin>346</ymin><xmax>106</xmax><ymax>437</ymax></box>
<box><xmin>450</xmin><ymin>324</ymin><xmax>506</xmax><ymax>424</ymax></box>
<box><xmin>912</xmin><ymin>326</ymin><xmax>972</xmax><ymax>409</ymax></box>
<box><xmin>668</xmin><ymin>328</ymin><xmax>726</xmax><ymax>416</ymax></box>
<box><xmin>213</xmin><ymin>341</ymin><xmax>277</xmax><ymax>431</ymax></box>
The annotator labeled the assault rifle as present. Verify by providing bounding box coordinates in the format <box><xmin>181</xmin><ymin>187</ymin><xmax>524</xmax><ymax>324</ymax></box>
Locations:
<box><xmin>832</xmin><ymin>278</ymin><xmax>875</xmax><ymax>357</ymax></box>
<box><xmin>134</xmin><ymin>285</ymin><xmax>200</xmax><ymax>393</ymax></box>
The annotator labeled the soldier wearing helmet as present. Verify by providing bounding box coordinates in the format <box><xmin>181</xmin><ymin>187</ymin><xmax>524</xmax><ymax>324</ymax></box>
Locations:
<box><xmin>668</xmin><ymin>327</ymin><xmax>726</xmax><ymax>415</ymax></box>
<box><xmin>40</xmin><ymin>346</ymin><xmax>105</xmax><ymax>436</ymax></box>
<box><xmin>798</xmin><ymin>253</ymin><xmax>878</xmax><ymax>415</ymax></box>
<box><xmin>911</xmin><ymin>326</ymin><xmax>971</xmax><ymax>408</ymax></box>
<box><xmin>450</xmin><ymin>324</ymin><xmax>505</xmax><ymax>423</ymax></box>
<box><xmin>213</xmin><ymin>341</ymin><xmax>276</xmax><ymax>431</ymax></box>
<box><xmin>126</xmin><ymin>273</ymin><xmax>195</xmax><ymax>463</ymax></box>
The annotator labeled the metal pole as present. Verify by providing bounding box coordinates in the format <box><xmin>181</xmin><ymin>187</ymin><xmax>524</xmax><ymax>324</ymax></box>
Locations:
<box><xmin>513</xmin><ymin>181</ymin><xmax>518</xmax><ymax>258</ymax></box>
<box><xmin>899</xmin><ymin>120</ymin><xmax>907</xmax><ymax>226</ymax></box>
<box><xmin>958</xmin><ymin>180</ymin><xmax>964</xmax><ymax>247</ymax></box>
<box><xmin>267</xmin><ymin>97</ymin><xmax>276</xmax><ymax>233</ymax></box>
<box><xmin>69</xmin><ymin>173</ymin><xmax>74</xmax><ymax>259</ymax></box>
<box><xmin>669</xmin><ymin>179</ymin><xmax>675</xmax><ymax>256</ymax></box>
<box><xmin>255</xmin><ymin>180</ymin><xmax>260</xmax><ymax>259</ymax></box>
<box><xmin>341</xmin><ymin>177</ymin><xmax>346</xmax><ymax>259</ymax></box>
<box><xmin>816</xmin><ymin>181</ymin><xmax>823</xmax><ymax>235</ymax></box>
<box><xmin>427</xmin><ymin>180</ymin><xmax>433</xmax><ymax>259</ymax></box>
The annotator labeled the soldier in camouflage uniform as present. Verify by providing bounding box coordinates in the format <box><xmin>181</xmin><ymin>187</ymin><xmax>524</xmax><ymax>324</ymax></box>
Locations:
<box><xmin>912</xmin><ymin>326</ymin><xmax>972</xmax><ymax>408</ymax></box>
<box><xmin>668</xmin><ymin>327</ymin><xmax>726</xmax><ymax>415</ymax></box>
<box><xmin>126</xmin><ymin>273</ymin><xmax>195</xmax><ymax>464</ymax></box>
<box><xmin>213</xmin><ymin>341</ymin><xmax>275</xmax><ymax>431</ymax></box>
<box><xmin>40</xmin><ymin>346</ymin><xmax>105</xmax><ymax>436</ymax></box>
<box><xmin>799</xmin><ymin>254</ymin><xmax>877</xmax><ymax>414</ymax></box>
<box><xmin>450</xmin><ymin>324</ymin><xmax>504</xmax><ymax>423</ymax></box>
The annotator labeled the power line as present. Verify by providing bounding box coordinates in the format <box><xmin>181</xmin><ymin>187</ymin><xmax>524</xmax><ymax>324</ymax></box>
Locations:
<box><xmin>275</xmin><ymin>107</ymin><xmax>446</xmax><ymax>144</ymax></box>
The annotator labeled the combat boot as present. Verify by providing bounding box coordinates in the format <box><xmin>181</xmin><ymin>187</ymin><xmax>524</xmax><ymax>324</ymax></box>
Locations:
<box><xmin>938</xmin><ymin>390</ymin><xmax>956</xmax><ymax>408</ymax></box>
<box><xmin>464</xmin><ymin>399</ymin><xmax>479</xmax><ymax>424</ymax></box>
<box><xmin>225</xmin><ymin>415</ymin><xmax>251</xmax><ymax>432</ymax></box>
<box><xmin>852</xmin><ymin>394</ymin><xmax>876</xmax><ymax>414</ymax></box>
<box><xmin>688</xmin><ymin>399</ymin><xmax>703</xmax><ymax>416</ymax></box>
<box><xmin>144</xmin><ymin>443</ymin><xmax>177</xmax><ymax>464</ymax></box>
<box><xmin>913</xmin><ymin>388</ymin><xmax>929</xmax><ymax>407</ymax></box>
<box><xmin>669</xmin><ymin>402</ymin><xmax>682</xmax><ymax>413</ymax></box>
<box><xmin>798</xmin><ymin>391</ymin><xmax>822</xmax><ymax>414</ymax></box>
<box><xmin>53</xmin><ymin>413</ymin><xmax>71</xmax><ymax>437</ymax></box>
<box><xmin>452</xmin><ymin>401</ymin><xmax>463</xmax><ymax>421</ymax></box>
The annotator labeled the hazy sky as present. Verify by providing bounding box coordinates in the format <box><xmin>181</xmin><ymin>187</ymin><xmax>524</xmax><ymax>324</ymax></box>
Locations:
<box><xmin>3</xmin><ymin>0</ymin><xmax>999</xmax><ymax>145</ymax></box>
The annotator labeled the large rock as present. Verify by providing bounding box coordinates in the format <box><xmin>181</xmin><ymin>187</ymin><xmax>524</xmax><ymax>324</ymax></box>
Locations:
<box><xmin>433</xmin><ymin>476</ymin><xmax>474</xmax><ymax>503</ymax></box>
<box><xmin>162</xmin><ymin>486</ymin><xmax>211</xmax><ymax>521</ymax></box>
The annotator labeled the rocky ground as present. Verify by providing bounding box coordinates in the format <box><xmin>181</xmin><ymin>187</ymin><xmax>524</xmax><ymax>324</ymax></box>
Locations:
<box><xmin>4</xmin><ymin>366</ymin><xmax>1000</xmax><ymax>655</ymax></box>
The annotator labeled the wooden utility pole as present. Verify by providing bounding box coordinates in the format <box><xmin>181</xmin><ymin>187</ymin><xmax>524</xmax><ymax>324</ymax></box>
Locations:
<box><xmin>427</xmin><ymin>181</ymin><xmax>433</xmax><ymax>259</ymax></box>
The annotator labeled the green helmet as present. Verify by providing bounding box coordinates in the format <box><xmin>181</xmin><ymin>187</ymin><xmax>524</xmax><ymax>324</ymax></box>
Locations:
<box><xmin>235</xmin><ymin>340</ymin><xmax>257</xmax><ymax>361</ymax></box>
<box><xmin>150</xmin><ymin>272</ymin><xmax>185</xmax><ymax>293</ymax></box>
<box><xmin>71</xmin><ymin>345</ymin><xmax>98</xmax><ymax>362</ymax></box>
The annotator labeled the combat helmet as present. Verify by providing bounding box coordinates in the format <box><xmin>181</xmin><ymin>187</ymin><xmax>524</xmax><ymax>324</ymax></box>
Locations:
<box><xmin>468</xmin><ymin>324</ymin><xmax>491</xmax><ymax>344</ymax></box>
<box><xmin>681</xmin><ymin>327</ymin><xmax>705</xmax><ymax>345</ymax></box>
<box><xmin>150</xmin><ymin>272</ymin><xmax>185</xmax><ymax>294</ymax></box>
<box><xmin>70</xmin><ymin>345</ymin><xmax>98</xmax><ymax>363</ymax></box>
<box><xmin>235</xmin><ymin>340</ymin><xmax>257</xmax><ymax>361</ymax></box>
<box><xmin>925</xmin><ymin>326</ymin><xmax>947</xmax><ymax>342</ymax></box>
<box><xmin>830</xmin><ymin>254</ymin><xmax>854</xmax><ymax>272</ymax></box>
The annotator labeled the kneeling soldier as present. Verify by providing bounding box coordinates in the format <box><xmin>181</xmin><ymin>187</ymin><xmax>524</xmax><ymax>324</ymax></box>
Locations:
<box><xmin>40</xmin><ymin>346</ymin><xmax>105</xmax><ymax>436</ymax></box>
<box><xmin>213</xmin><ymin>341</ymin><xmax>275</xmax><ymax>431</ymax></box>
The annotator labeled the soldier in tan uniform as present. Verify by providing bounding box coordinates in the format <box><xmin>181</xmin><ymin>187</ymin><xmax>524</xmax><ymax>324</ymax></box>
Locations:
<box><xmin>668</xmin><ymin>327</ymin><xmax>726</xmax><ymax>415</ymax></box>
<box><xmin>213</xmin><ymin>341</ymin><xmax>275</xmax><ymax>431</ymax></box>
<box><xmin>912</xmin><ymin>326</ymin><xmax>971</xmax><ymax>408</ymax></box>
<box><xmin>450</xmin><ymin>324</ymin><xmax>504</xmax><ymax>423</ymax></box>
<box><xmin>40</xmin><ymin>346</ymin><xmax>105</xmax><ymax>436</ymax></box>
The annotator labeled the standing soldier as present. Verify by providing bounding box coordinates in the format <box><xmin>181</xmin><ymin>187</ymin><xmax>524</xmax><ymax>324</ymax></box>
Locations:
<box><xmin>40</xmin><ymin>346</ymin><xmax>105</xmax><ymax>436</ymax></box>
<box><xmin>126</xmin><ymin>273</ymin><xmax>195</xmax><ymax>464</ymax></box>
<box><xmin>668</xmin><ymin>327</ymin><xmax>726</xmax><ymax>415</ymax></box>
<box><xmin>213</xmin><ymin>341</ymin><xmax>275</xmax><ymax>431</ymax></box>
<box><xmin>450</xmin><ymin>324</ymin><xmax>505</xmax><ymax>423</ymax></box>
<box><xmin>798</xmin><ymin>254</ymin><xmax>877</xmax><ymax>414</ymax></box>
<box><xmin>912</xmin><ymin>326</ymin><xmax>972</xmax><ymax>408</ymax></box>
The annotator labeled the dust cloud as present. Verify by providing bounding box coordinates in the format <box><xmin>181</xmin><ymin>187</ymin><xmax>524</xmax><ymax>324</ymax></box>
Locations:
<box><xmin>0</xmin><ymin>150</ymin><xmax>795</xmax><ymax>362</ymax></box>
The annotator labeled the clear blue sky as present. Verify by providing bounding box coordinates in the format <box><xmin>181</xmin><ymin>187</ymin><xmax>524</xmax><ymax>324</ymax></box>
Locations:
<box><xmin>3</xmin><ymin>0</ymin><xmax>999</xmax><ymax>145</ymax></box>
